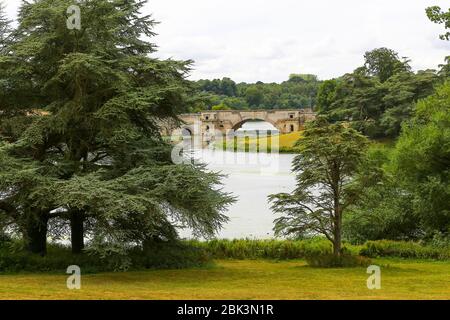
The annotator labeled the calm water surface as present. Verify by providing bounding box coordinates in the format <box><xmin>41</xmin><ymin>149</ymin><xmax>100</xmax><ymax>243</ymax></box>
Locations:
<box><xmin>180</xmin><ymin>148</ymin><xmax>296</xmax><ymax>239</ymax></box>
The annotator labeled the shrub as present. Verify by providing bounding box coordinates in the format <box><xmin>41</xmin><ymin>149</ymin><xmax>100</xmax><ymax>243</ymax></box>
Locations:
<box><xmin>131</xmin><ymin>241</ymin><xmax>212</xmax><ymax>270</ymax></box>
<box><xmin>0</xmin><ymin>245</ymin><xmax>106</xmax><ymax>273</ymax></box>
<box><xmin>360</xmin><ymin>240</ymin><xmax>450</xmax><ymax>260</ymax></box>
<box><xmin>428</xmin><ymin>232</ymin><xmax>450</xmax><ymax>248</ymax></box>
<box><xmin>0</xmin><ymin>241</ymin><xmax>212</xmax><ymax>273</ymax></box>
<box><xmin>189</xmin><ymin>238</ymin><xmax>449</xmax><ymax>261</ymax></box>
<box><xmin>188</xmin><ymin>238</ymin><xmax>334</xmax><ymax>260</ymax></box>
<box><xmin>0</xmin><ymin>233</ymin><xmax>10</xmax><ymax>248</ymax></box>
<box><xmin>305</xmin><ymin>254</ymin><xmax>372</xmax><ymax>268</ymax></box>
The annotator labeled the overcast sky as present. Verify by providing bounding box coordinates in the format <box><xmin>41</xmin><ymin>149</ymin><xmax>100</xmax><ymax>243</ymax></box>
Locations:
<box><xmin>4</xmin><ymin>0</ymin><xmax>450</xmax><ymax>83</ymax></box>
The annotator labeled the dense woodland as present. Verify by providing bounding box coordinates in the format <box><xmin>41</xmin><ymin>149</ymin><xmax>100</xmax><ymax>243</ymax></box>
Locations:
<box><xmin>190</xmin><ymin>74</ymin><xmax>319</xmax><ymax>112</ymax></box>
<box><xmin>317</xmin><ymin>48</ymin><xmax>448</xmax><ymax>139</ymax></box>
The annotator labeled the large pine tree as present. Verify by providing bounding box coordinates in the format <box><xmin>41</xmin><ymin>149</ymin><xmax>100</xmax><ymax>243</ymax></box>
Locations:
<box><xmin>0</xmin><ymin>0</ymin><xmax>233</xmax><ymax>256</ymax></box>
<box><xmin>0</xmin><ymin>1</ymin><xmax>10</xmax><ymax>51</ymax></box>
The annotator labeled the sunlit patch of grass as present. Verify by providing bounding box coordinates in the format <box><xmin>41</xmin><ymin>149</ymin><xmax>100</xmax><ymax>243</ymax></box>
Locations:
<box><xmin>219</xmin><ymin>131</ymin><xmax>303</xmax><ymax>153</ymax></box>
<box><xmin>276</xmin><ymin>131</ymin><xmax>303</xmax><ymax>148</ymax></box>
<box><xmin>246</xmin><ymin>131</ymin><xmax>303</xmax><ymax>150</ymax></box>
<box><xmin>0</xmin><ymin>259</ymin><xmax>449</xmax><ymax>300</ymax></box>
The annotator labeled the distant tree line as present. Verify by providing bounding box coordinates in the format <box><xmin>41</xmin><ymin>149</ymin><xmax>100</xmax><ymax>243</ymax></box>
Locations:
<box><xmin>190</xmin><ymin>74</ymin><xmax>320</xmax><ymax>112</ymax></box>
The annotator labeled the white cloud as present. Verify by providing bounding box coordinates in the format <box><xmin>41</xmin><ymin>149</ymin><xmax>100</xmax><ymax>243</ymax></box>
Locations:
<box><xmin>4</xmin><ymin>0</ymin><xmax>450</xmax><ymax>82</ymax></box>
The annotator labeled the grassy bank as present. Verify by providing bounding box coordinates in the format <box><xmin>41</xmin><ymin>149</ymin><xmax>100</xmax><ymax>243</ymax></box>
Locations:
<box><xmin>218</xmin><ymin>131</ymin><xmax>302</xmax><ymax>153</ymax></box>
<box><xmin>0</xmin><ymin>259</ymin><xmax>449</xmax><ymax>300</ymax></box>
<box><xmin>216</xmin><ymin>132</ymin><xmax>397</xmax><ymax>154</ymax></box>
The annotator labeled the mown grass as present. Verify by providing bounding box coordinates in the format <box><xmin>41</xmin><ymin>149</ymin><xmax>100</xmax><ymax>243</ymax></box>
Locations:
<box><xmin>0</xmin><ymin>259</ymin><xmax>449</xmax><ymax>300</ymax></box>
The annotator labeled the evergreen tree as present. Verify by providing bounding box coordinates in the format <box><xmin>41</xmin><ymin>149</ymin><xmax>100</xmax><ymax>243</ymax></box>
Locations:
<box><xmin>363</xmin><ymin>48</ymin><xmax>411</xmax><ymax>83</ymax></box>
<box><xmin>0</xmin><ymin>1</ymin><xmax>11</xmax><ymax>51</ymax></box>
<box><xmin>391</xmin><ymin>82</ymin><xmax>450</xmax><ymax>236</ymax></box>
<box><xmin>317</xmin><ymin>50</ymin><xmax>438</xmax><ymax>139</ymax></box>
<box><xmin>0</xmin><ymin>0</ymin><xmax>234</xmax><ymax>256</ymax></box>
<box><xmin>426</xmin><ymin>6</ymin><xmax>450</xmax><ymax>41</ymax></box>
<box><xmin>269</xmin><ymin>119</ymin><xmax>369</xmax><ymax>256</ymax></box>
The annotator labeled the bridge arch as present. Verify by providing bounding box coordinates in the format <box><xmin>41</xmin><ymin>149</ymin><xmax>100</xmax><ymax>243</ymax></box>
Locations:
<box><xmin>181</xmin><ymin>126</ymin><xmax>193</xmax><ymax>137</ymax></box>
<box><xmin>231</xmin><ymin>118</ymin><xmax>279</xmax><ymax>132</ymax></box>
<box><xmin>173</xmin><ymin>109</ymin><xmax>316</xmax><ymax>137</ymax></box>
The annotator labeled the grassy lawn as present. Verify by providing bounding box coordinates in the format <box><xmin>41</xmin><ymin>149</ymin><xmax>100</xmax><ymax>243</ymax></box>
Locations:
<box><xmin>218</xmin><ymin>131</ymin><xmax>303</xmax><ymax>152</ymax></box>
<box><xmin>253</xmin><ymin>131</ymin><xmax>303</xmax><ymax>149</ymax></box>
<box><xmin>0</xmin><ymin>259</ymin><xmax>449</xmax><ymax>300</ymax></box>
<box><xmin>277</xmin><ymin>131</ymin><xmax>303</xmax><ymax>148</ymax></box>
<box><xmin>242</xmin><ymin>131</ymin><xmax>303</xmax><ymax>150</ymax></box>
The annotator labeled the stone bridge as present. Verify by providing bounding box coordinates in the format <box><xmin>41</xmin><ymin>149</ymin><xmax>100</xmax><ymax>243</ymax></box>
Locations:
<box><xmin>163</xmin><ymin>109</ymin><xmax>316</xmax><ymax>138</ymax></box>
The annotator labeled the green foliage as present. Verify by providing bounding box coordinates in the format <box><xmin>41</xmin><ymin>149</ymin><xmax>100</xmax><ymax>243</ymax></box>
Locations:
<box><xmin>305</xmin><ymin>254</ymin><xmax>371</xmax><ymax>268</ymax></box>
<box><xmin>318</xmin><ymin>48</ymin><xmax>439</xmax><ymax>138</ymax></box>
<box><xmin>346</xmin><ymin>84</ymin><xmax>449</xmax><ymax>243</ymax></box>
<box><xmin>0</xmin><ymin>241</ymin><xmax>211</xmax><ymax>273</ymax></box>
<box><xmin>344</xmin><ymin>188</ymin><xmax>421</xmax><ymax>243</ymax></box>
<box><xmin>0</xmin><ymin>0</ymin><xmax>234</xmax><ymax>258</ymax></box>
<box><xmin>1</xmin><ymin>238</ymin><xmax>447</xmax><ymax>273</ymax></box>
<box><xmin>0</xmin><ymin>1</ymin><xmax>11</xmax><ymax>51</ymax></box>
<box><xmin>316</xmin><ymin>79</ymin><xmax>337</xmax><ymax>112</ymax></box>
<box><xmin>132</xmin><ymin>241</ymin><xmax>212</xmax><ymax>270</ymax></box>
<box><xmin>426</xmin><ymin>6</ymin><xmax>450</xmax><ymax>41</ymax></box>
<box><xmin>0</xmin><ymin>231</ymin><xmax>10</xmax><ymax>248</ymax></box>
<box><xmin>390</xmin><ymin>82</ymin><xmax>450</xmax><ymax>235</ymax></box>
<box><xmin>439</xmin><ymin>56</ymin><xmax>450</xmax><ymax>79</ymax></box>
<box><xmin>197</xmin><ymin>78</ymin><xmax>238</xmax><ymax>96</ymax></box>
<box><xmin>188</xmin><ymin>238</ymin><xmax>333</xmax><ymax>260</ymax></box>
<box><xmin>194</xmin><ymin>75</ymin><xmax>319</xmax><ymax>111</ymax></box>
<box><xmin>269</xmin><ymin>119</ymin><xmax>370</xmax><ymax>255</ymax></box>
<box><xmin>221</xmin><ymin>97</ymin><xmax>250</xmax><ymax>110</ymax></box>
<box><xmin>211</xmin><ymin>103</ymin><xmax>232</xmax><ymax>111</ymax></box>
<box><xmin>360</xmin><ymin>240</ymin><xmax>450</xmax><ymax>260</ymax></box>
<box><xmin>343</xmin><ymin>144</ymin><xmax>423</xmax><ymax>243</ymax></box>
<box><xmin>364</xmin><ymin>47</ymin><xmax>411</xmax><ymax>82</ymax></box>
<box><xmin>428</xmin><ymin>233</ymin><xmax>450</xmax><ymax>248</ymax></box>
<box><xmin>244</xmin><ymin>85</ymin><xmax>265</xmax><ymax>107</ymax></box>
<box><xmin>289</xmin><ymin>74</ymin><xmax>318</xmax><ymax>83</ymax></box>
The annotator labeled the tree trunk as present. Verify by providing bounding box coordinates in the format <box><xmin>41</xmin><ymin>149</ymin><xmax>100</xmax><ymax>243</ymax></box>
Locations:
<box><xmin>333</xmin><ymin>209</ymin><xmax>343</xmax><ymax>257</ymax></box>
<box><xmin>70</xmin><ymin>210</ymin><xmax>85</xmax><ymax>254</ymax></box>
<box><xmin>333</xmin><ymin>234</ymin><xmax>341</xmax><ymax>257</ymax></box>
<box><xmin>24</xmin><ymin>213</ymin><xmax>49</xmax><ymax>256</ymax></box>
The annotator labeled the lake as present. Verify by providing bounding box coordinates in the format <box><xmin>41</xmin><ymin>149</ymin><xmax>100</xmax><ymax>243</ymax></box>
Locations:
<box><xmin>179</xmin><ymin>147</ymin><xmax>297</xmax><ymax>240</ymax></box>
